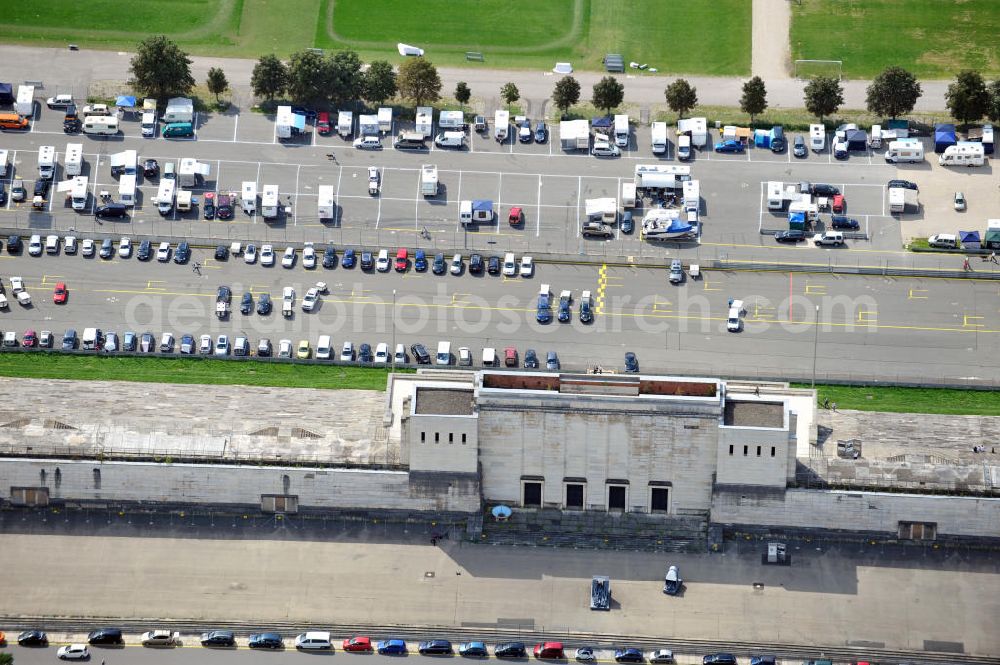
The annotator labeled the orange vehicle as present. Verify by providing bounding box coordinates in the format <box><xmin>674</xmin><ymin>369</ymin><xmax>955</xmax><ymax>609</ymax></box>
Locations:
<box><xmin>508</xmin><ymin>206</ymin><xmax>524</xmax><ymax>226</ymax></box>
<box><xmin>0</xmin><ymin>113</ymin><xmax>29</xmax><ymax>130</ymax></box>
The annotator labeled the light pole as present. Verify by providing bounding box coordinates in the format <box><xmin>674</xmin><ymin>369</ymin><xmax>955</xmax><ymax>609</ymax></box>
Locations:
<box><xmin>391</xmin><ymin>289</ymin><xmax>397</xmax><ymax>373</ymax></box>
<box><xmin>811</xmin><ymin>304</ymin><xmax>820</xmax><ymax>388</ymax></box>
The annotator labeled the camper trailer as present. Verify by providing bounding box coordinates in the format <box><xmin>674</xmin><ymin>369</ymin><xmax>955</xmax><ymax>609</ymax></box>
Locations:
<box><xmin>15</xmin><ymin>85</ymin><xmax>34</xmax><ymax>117</ymax></box>
<box><xmin>888</xmin><ymin>187</ymin><xmax>919</xmax><ymax>213</ymax></box>
<box><xmin>415</xmin><ymin>107</ymin><xmax>434</xmax><ymax>138</ymax></box>
<box><xmin>676</xmin><ymin>117</ymin><xmax>707</xmax><ymax>148</ymax></box>
<box><xmin>377</xmin><ymin>107</ymin><xmax>393</xmax><ymax>133</ymax></box>
<box><xmin>884</xmin><ymin>138</ymin><xmax>924</xmax><ymax>163</ymax></box>
<box><xmin>261</xmin><ymin>185</ymin><xmax>280</xmax><ymax>219</ymax></box>
<box><xmin>155</xmin><ymin>179</ymin><xmax>176</xmax><ymax>216</ymax></box>
<box><xmin>337</xmin><ymin>111</ymin><xmax>353</xmax><ymax>138</ymax></box>
<box><xmin>82</xmin><ymin>114</ymin><xmax>120</xmax><ymax>135</ymax></box>
<box><xmin>494</xmin><ymin>110</ymin><xmax>510</xmax><ymax>143</ymax></box>
<box><xmin>241</xmin><ymin>181</ymin><xmax>257</xmax><ymax>214</ymax></box>
<box><xmin>560</xmin><ymin>119</ymin><xmax>589</xmax><ymax>151</ymax></box>
<box><xmin>318</xmin><ymin>185</ymin><xmax>335</xmax><ymax>220</ymax></box>
<box><xmin>118</xmin><ymin>173</ymin><xmax>137</xmax><ymax>207</ymax></box>
<box><xmin>809</xmin><ymin>124</ymin><xmax>826</xmax><ymax>151</ymax></box>
<box><xmin>164</xmin><ymin>97</ymin><xmax>194</xmax><ymax>124</ymax></box>
<box><xmin>651</xmin><ymin>122</ymin><xmax>668</xmax><ymax>155</ymax></box>
<box><xmin>621</xmin><ymin>182</ymin><xmax>637</xmax><ymax>208</ymax></box>
<box><xmin>421</xmin><ymin>164</ymin><xmax>439</xmax><ymax>196</ymax></box>
<box><xmin>613</xmin><ymin>114</ymin><xmax>630</xmax><ymax>147</ymax></box>
<box><xmin>178</xmin><ymin>158</ymin><xmax>210</xmax><ymax>187</ymax></box>
<box><xmin>64</xmin><ymin>143</ymin><xmax>83</xmax><ymax>177</ymax></box>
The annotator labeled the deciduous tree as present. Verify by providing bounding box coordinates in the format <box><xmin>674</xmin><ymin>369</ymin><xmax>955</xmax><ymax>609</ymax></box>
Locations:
<box><xmin>592</xmin><ymin>76</ymin><xmax>624</xmax><ymax>115</ymax></box>
<box><xmin>286</xmin><ymin>50</ymin><xmax>328</xmax><ymax>105</ymax></box>
<box><xmin>454</xmin><ymin>81</ymin><xmax>471</xmax><ymax>109</ymax></box>
<box><xmin>363</xmin><ymin>60</ymin><xmax>397</xmax><ymax>107</ymax></box>
<box><xmin>946</xmin><ymin>70</ymin><xmax>988</xmax><ymax>126</ymax></box>
<box><xmin>328</xmin><ymin>50</ymin><xmax>364</xmax><ymax>107</ymax></box>
<box><xmin>397</xmin><ymin>58</ymin><xmax>442</xmax><ymax>107</ymax></box>
<box><xmin>206</xmin><ymin>67</ymin><xmax>229</xmax><ymax>103</ymax></box>
<box><xmin>128</xmin><ymin>35</ymin><xmax>195</xmax><ymax>101</ymax></box>
<box><xmin>665</xmin><ymin>79</ymin><xmax>698</xmax><ymax>119</ymax></box>
<box><xmin>740</xmin><ymin>76</ymin><xmax>767</xmax><ymax>123</ymax></box>
<box><xmin>552</xmin><ymin>76</ymin><xmax>581</xmax><ymax>116</ymax></box>
<box><xmin>865</xmin><ymin>66</ymin><xmax>921</xmax><ymax>119</ymax></box>
<box><xmin>804</xmin><ymin>75</ymin><xmax>843</xmax><ymax>123</ymax></box>
<box><xmin>500</xmin><ymin>82</ymin><xmax>520</xmax><ymax>108</ymax></box>
<box><xmin>251</xmin><ymin>54</ymin><xmax>287</xmax><ymax>101</ymax></box>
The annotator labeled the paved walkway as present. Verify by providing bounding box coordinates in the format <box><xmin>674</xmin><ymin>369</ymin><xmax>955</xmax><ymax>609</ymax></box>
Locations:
<box><xmin>0</xmin><ymin>45</ymin><xmax>952</xmax><ymax>114</ymax></box>
<box><xmin>751</xmin><ymin>0</ymin><xmax>791</xmax><ymax>79</ymax></box>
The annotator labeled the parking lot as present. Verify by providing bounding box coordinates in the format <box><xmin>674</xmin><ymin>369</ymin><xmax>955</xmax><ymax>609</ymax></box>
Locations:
<box><xmin>2</xmin><ymin>100</ymin><xmax>989</xmax><ymax>261</ymax></box>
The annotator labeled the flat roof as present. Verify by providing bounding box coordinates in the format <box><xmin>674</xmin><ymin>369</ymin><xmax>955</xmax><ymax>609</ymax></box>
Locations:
<box><xmin>414</xmin><ymin>387</ymin><xmax>474</xmax><ymax>416</ymax></box>
<box><xmin>724</xmin><ymin>400</ymin><xmax>785</xmax><ymax>428</ymax></box>
<box><xmin>0</xmin><ymin>378</ymin><xmax>396</xmax><ymax>467</ymax></box>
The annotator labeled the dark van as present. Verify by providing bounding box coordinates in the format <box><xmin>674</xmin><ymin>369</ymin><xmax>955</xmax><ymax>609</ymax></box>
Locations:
<box><xmin>95</xmin><ymin>203</ymin><xmax>128</xmax><ymax>219</ymax></box>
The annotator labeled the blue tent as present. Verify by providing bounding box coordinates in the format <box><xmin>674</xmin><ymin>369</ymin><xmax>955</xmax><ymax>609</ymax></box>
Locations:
<box><xmin>846</xmin><ymin>129</ymin><xmax>867</xmax><ymax>151</ymax></box>
<box><xmin>960</xmin><ymin>231</ymin><xmax>980</xmax><ymax>250</ymax></box>
<box><xmin>0</xmin><ymin>82</ymin><xmax>13</xmax><ymax>105</ymax></box>
<box><xmin>934</xmin><ymin>123</ymin><xmax>956</xmax><ymax>153</ymax></box>
<box><xmin>115</xmin><ymin>95</ymin><xmax>136</xmax><ymax>108</ymax></box>
<box><xmin>754</xmin><ymin>129</ymin><xmax>771</xmax><ymax>148</ymax></box>
<box><xmin>788</xmin><ymin>211</ymin><xmax>805</xmax><ymax>230</ymax></box>
<box><xmin>591</xmin><ymin>116</ymin><xmax>612</xmax><ymax>130</ymax></box>
<box><xmin>291</xmin><ymin>113</ymin><xmax>306</xmax><ymax>132</ymax></box>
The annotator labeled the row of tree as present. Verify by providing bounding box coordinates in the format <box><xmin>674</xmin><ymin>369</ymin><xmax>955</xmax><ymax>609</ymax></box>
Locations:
<box><xmin>127</xmin><ymin>36</ymin><xmax>1000</xmax><ymax>127</ymax></box>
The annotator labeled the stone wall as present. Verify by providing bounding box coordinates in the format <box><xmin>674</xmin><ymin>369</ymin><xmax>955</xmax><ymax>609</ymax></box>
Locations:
<box><xmin>711</xmin><ymin>486</ymin><xmax>1000</xmax><ymax>539</ymax></box>
<box><xmin>0</xmin><ymin>459</ymin><xmax>480</xmax><ymax>514</ymax></box>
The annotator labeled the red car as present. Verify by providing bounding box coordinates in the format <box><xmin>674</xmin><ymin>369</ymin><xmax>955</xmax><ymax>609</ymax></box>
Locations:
<box><xmin>508</xmin><ymin>206</ymin><xmax>524</xmax><ymax>226</ymax></box>
<box><xmin>317</xmin><ymin>112</ymin><xmax>332</xmax><ymax>136</ymax></box>
<box><xmin>534</xmin><ymin>643</ymin><xmax>563</xmax><ymax>659</ymax></box>
<box><xmin>395</xmin><ymin>248</ymin><xmax>408</xmax><ymax>272</ymax></box>
<box><xmin>342</xmin><ymin>637</ymin><xmax>372</xmax><ymax>652</ymax></box>
<box><xmin>504</xmin><ymin>346</ymin><xmax>518</xmax><ymax>367</ymax></box>
<box><xmin>22</xmin><ymin>329</ymin><xmax>37</xmax><ymax>348</ymax></box>
<box><xmin>52</xmin><ymin>282</ymin><xmax>68</xmax><ymax>304</ymax></box>
<box><xmin>832</xmin><ymin>193</ymin><xmax>845</xmax><ymax>214</ymax></box>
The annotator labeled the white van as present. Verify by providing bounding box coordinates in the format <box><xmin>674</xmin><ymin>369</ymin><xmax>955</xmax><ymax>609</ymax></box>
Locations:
<box><xmin>436</xmin><ymin>341</ymin><xmax>451</xmax><ymax>365</ymax></box>
<box><xmin>82</xmin><ymin>327</ymin><xmax>101</xmax><ymax>350</ymax></box>
<box><xmin>316</xmin><ymin>335</ymin><xmax>332</xmax><ymax>360</ymax></box>
<box><xmin>482</xmin><ymin>347</ymin><xmax>498</xmax><ymax>367</ymax></box>
<box><xmin>295</xmin><ymin>633</ymin><xmax>332</xmax><ymax>650</ymax></box>
<box><xmin>141</xmin><ymin>111</ymin><xmax>157</xmax><ymax>138</ymax></box>
<box><xmin>434</xmin><ymin>131</ymin><xmax>465</xmax><ymax>148</ymax></box>
<box><xmin>502</xmin><ymin>252</ymin><xmax>517</xmax><ymax>277</ymax></box>
<box><xmin>613</xmin><ymin>114</ymin><xmax>629</xmax><ymax>147</ymax></box>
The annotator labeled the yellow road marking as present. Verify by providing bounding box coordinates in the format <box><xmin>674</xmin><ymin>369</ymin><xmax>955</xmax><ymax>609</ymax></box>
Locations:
<box><xmin>701</xmin><ymin>280</ymin><xmax>722</xmax><ymax>291</ymax></box>
<box><xmin>908</xmin><ymin>288</ymin><xmax>928</xmax><ymax>300</ymax></box>
<box><xmin>805</xmin><ymin>284</ymin><xmax>827</xmax><ymax>295</ymax></box>
<box><xmin>964</xmin><ymin>315</ymin><xmax>984</xmax><ymax>328</ymax></box>
<box><xmin>451</xmin><ymin>293</ymin><xmax>472</xmax><ymax>304</ymax></box>
<box><xmin>652</xmin><ymin>298</ymin><xmax>672</xmax><ymax>313</ymax></box>
<box><xmin>145</xmin><ymin>280</ymin><xmax>167</xmax><ymax>291</ymax></box>
<box><xmin>858</xmin><ymin>309</ymin><xmax>877</xmax><ymax>324</ymax></box>
<box><xmin>595</xmin><ymin>264</ymin><xmax>608</xmax><ymax>315</ymax></box>
<box><xmin>750</xmin><ymin>299</ymin><xmax>776</xmax><ymax>321</ymax></box>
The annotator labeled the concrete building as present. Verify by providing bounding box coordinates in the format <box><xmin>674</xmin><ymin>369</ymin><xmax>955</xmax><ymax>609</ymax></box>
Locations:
<box><xmin>0</xmin><ymin>373</ymin><xmax>997</xmax><ymax>546</ymax></box>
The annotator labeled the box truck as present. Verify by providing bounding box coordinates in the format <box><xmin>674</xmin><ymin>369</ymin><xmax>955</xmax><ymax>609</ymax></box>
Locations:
<box><xmin>939</xmin><ymin>143</ymin><xmax>985</xmax><ymax>167</ymax></box>
<box><xmin>318</xmin><ymin>185</ymin><xmax>335</xmax><ymax>220</ymax></box>
<box><xmin>156</xmin><ymin>179</ymin><xmax>175</xmax><ymax>215</ymax></box>
<box><xmin>421</xmin><ymin>164</ymin><xmax>439</xmax><ymax>196</ymax></box>
<box><xmin>261</xmin><ymin>185</ymin><xmax>280</xmax><ymax>219</ymax></box>
<box><xmin>337</xmin><ymin>111</ymin><xmax>353</xmax><ymax>138</ymax></box>
<box><xmin>275</xmin><ymin>106</ymin><xmax>305</xmax><ymax>140</ymax></box>
<box><xmin>178</xmin><ymin>158</ymin><xmax>210</xmax><ymax>187</ymax></box>
<box><xmin>809</xmin><ymin>124</ymin><xmax>826</xmax><ymax>151</ymax></box>
<box><xmin>888</xmin><ymin>187</ymin><xmax>918</xmax><ymax>213</ymax></box>
<box><xmin>118</xmin><ymin>173</ymin><xmax>136</xmax><ymax>206</ymax></box>
<box><xmin>560</xmin><ymin>119</ymin><xmax>589</xmax><ymax>151</ymax></box>
<box><xmin>15</xmin><ymin>85</ymin><xmax>34</xmax><ymax>117</ymax></box>
<box><xmin>164</xmin><ymin>97</ymin><xmax>194</xmax><ymax>124</ymax></box>
<box><xmin>494</xmin><ymin>110</ymin><xmax>509</xmax><ymax>142</ymax></box>
<box><xmin>613</xmin><ymin>114</ymin><xmax>630</xmax><ymax>147</ymax></box>
<box><xmin>651</xmin><ymin>122</ymin><xmax>668</xmax><ymax>154</ymax></box>
<box><xmin>38</xmin><ymin>146</ymin><xmax>55</xmax><ymax>180</ymax></box>
<box><xmin>884</xmin><ymin>138</ymin><xmax>924</xmax><ymax>163</ymax></box>
<box><xmin>83</xmin><ymin>115</ymin><xmax>119</xmax><ymax>135</ymax></box>
<box><xmin>416</xmin><ymin>107</ymin><xmax>434</xmax><ymax>138</ymax></box>
<box><xmin>64</xmin><ymin>143</ymin><xmax>83</xmax><ymax>177</ymax></box>
<box><xmin>241</xmin><ymin>181</ymin><xmax>257</xmax><ymax>214</ymax></box>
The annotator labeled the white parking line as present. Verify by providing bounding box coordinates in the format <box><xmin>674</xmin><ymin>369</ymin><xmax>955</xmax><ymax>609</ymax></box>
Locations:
<box><xmin>411</xmin><ymin>170</ymin><xmax>420</xmax><ymax>230</ymax></box>
<box><xmin>376</xmin><ymin>168</ymin><xmax>384</xmax><ymax>226</ymax></box>
<box><xmin>453</xmin><ymin>170</ymin><xmax>463</xmax><ymax>231</ymax></box>
<box><xmin>575</xmin><ymin>176</ymin><xmax>582</xmax><ymax>237</ymax></box>
<box><xmin>334</xmin><ymin>164</ymin><xmax>343</xmax><ymax>226</ymax></box>
<box><xmin>232</xmin><ymin>114</ymin><xmax>239</xmax><ymax>143</ymax></box>
<box><xmin>536</xmin><ymin>175</ymin><xmax>542</xmax><ymax>237</ymax></box>
<box><xmin>293</xmin><ymin>164</ymin><xmax>301</xmax><ymax>226</ymax></box>
<box><xmin>495</xmin><ymin>172</ymin><xmax>502</xmax><ymax>233</ymax></box>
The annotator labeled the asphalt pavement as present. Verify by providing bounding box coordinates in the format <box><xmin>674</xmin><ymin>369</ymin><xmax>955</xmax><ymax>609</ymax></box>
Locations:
<box><xmin>1</xmin><ymin>243</ymin><xmax>999</xmax><ymax>383</ymax></box>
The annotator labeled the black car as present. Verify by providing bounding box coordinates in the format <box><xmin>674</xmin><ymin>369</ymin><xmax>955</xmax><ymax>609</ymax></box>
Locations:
<box><xmin>487</xmin><ymin>255</ymin><xmax>501</xmax><ymax>274</ymax></box>
<box><xmin>203</xmin><ymin>195</ymin><xmax>216</xmax><ymax>220</ymax></box>
<box><xmin>524</xmin><ymin>349</ymin><xmax>539</xmax><ymax>368</ymax></box>
<box><xmin>432</xmin><ymin>253</ymin><xmax>446</xmax><ymax>274</ymax></box>
<box><xmin>793</xmin><ymin>135</ymin><xmax>807</xmax><ymax>158</ymax></box>
<box><xmin>7</xmin><ymin>235</ymin><xmax>22</xmax><ymax>253</ymax></box>
<box><xmin>99</xmin><ymin>237</ymin><xmax>114</xmax><ymax>259</ymax></box>
<box><xmin>201</xmin><ymin>631</ymin><xmax>236</xmax><ymax>648</ymax></box>
<box><xmin>830</xmin><ymin>215</ymin><xmax>859</xmax><ymax>230</ymax></box>
<box><xmin>615</xmin><ymin>649</ymin><xmax>644</xmax><ymax>663</ymax></box>
<box><xmin>18</xmin><ymin>630</ymin><xmax>48</xmax><ymax>647</ymax></box>
<box><xmin>0</xmin><ymin>181</ymin><xmax>6</xmax><ymax>206</ymax></box>
<box><xmin>703</xmin><ymin>655</ymin><xmax>737</xmax><ymax>665</ymax></box>
<box><xmin>257</xmin><ymin>293</ymin><xmax>272</xmax><ymax>315</ymax></box>
<box><xmin>214</xmin><ymin>245</ymin><xmax>229</xmax><ymax>260</ymax></box>
<box><xmin>774</xmin><ymin>229</ymin><xmax>806</xmax><ymax>243</ymax></box>
<box><xmin>63</xmin><ymin>118</ymin><xmax>81</xmax><ymax>134</ymax></box>
<box><xmin>64</xmin><ymin>103</ymin><xmax>78</xmax><ymax>120</ymax></box>
<box><xmin>418</xmin><ymin>640</ymin><xmax>453</xmax><ymax>656</ymax></box>
<box><xmin>61</xmin><ymin>329</ymin><xmax>78</xmax><ymax>350</ymax></box>
<box><xmin>137</xmin><ymin>240</ymin><xmax>152</xmax><ymax>261</ymax></box>
<box><xmin>749</xmin><ymin>657</ymin><xmax>775</xmax><ymax>665</ymax></box>
<box><xmin>494</xmin><ymin>643</ymin><xmax>526</xmax><ymax>659</ymax></box>
<box><xmin>342</xmin><ymin>248</ymin><xmax>356</xmax><ymax>268</ymax></box>
<box><xmin>323</xmin><ymin>245</ymin><xmax>337</xmax><ymax>268</ymax></box>
<box><xmin>248</xmin><ymin>633</ymin><xmax>283</xmax><ymax>650</ymax></box>
<box><xmin>240</xmin><ymin>292</ymin><xmax>253</xmax><ymax>314</ymax></box>
<box><xmin>410</xmin><ymin>343</ymin><xmax>431</xmax><ymax>364</ymax></box>
<box><xmin>621</xmin><ymin>211</ymin><xmax>634</xmax><ymax>234</ymax></box>
<box><xmin>811</xmin><ymin>183</ymin><xmax>839</xmax><ymax>196</ymax></box>
<box><xmin>33</xmin><ymin>179</ymin><xmax>50</xmax><ymax>198</ymax></box>
<box><xmin>143</xmin><ymin>159</ymin><xmax>159</xmax><ymax>179</ymax></box>
<box><xmin>173</xmin><ymin>242</ymin><xmax>191</xmax><ymax>264</ymax></box>
<box><xmin>361</xmin><ymin>251</ymin><xmax>374</xmax><ymax>270</ymax></box>
<box><xmin>534</xmin><ymin>122</ymin><xmax>547</xmax><ymax>143</ymax></box>
<box><xmin>88</xmin><ymin>628</ymin><xmax>124</xmax><ymax>645</ymax></box>
<box><xmin>359</xmin><ymin>343</ymin><xmax>374</xmax><ymax>363</ymax></box>
<box><xmin>95</xmin><ymin>203</ymin><xmax>128</xmax><ymax>219</ymax></box>
<box><xmin>217</xmin><ymin>286</ymin><xmax>231</xmax><ymax>303</ymax></box>
<box><xmin>887</xmin><ymin>178</ymin><xmax>919</xmax><ymax>192</ymax></box>
<box><xmin>469</xmin><ymin>253</ymin><xmax>484</xmax><ymax>274</ymax></box>
<box><xmin>624</xmin><ymin>351</ymin><xmax>639</xmax><ymax>373</ymax></box>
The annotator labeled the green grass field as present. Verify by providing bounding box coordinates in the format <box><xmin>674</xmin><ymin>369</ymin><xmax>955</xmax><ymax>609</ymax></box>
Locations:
<box><xmin>792</xmin><ymin>0</ymin><xmax>1000</xmax><ymax>79</ymax></box>
<box><xmin>0</xmin><ymin>0</ymin><xmax>750</xmax><ymax>75</ymax></box>
<box><xmin>0</xmin><ymin>353</ymin><xmax>400</xmax><ymax>391</ymax></box>
<box><xmin>800</xmin><ymin>384</ymin><xmax>1000</xmax><ymax>416</ymax></box>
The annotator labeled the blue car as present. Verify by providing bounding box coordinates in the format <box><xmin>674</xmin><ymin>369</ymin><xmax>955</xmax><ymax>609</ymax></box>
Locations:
<box><xmin>459</xmin><ymin>642</ymin><xmax>488</xmax><ymax>658</ymax></box>
<box><xmin>342</xmin><ymin>248</ymin><xmax>356</xmax><ymax>268</ymax></box>
<box><xmin>536</xmin><ymin>292</ymin><xmax>552</xmax><ymax>323</ymax></box>
<box><xmin>558</xmin><ymin>299</ymin><xmax>571</xmax><ymax>322</ymax></box>
<box><xmin>377</xmin><ymin>639</ymin><xmax>407</xmax><ymax>655</ymax></box>
<box><xmin>414</xmin><ymin>249</ymin><xmax>428</xmax><ymax>271</ymax></box>
<box><xmin>621</xmin><ymin>211</ymin><xmax>634</xmax><ymax>234</ymax></box>
<box><xmin>714</xmin><ymin>139</ymin><xmax>744</xmax><ymax>153</ymax></box>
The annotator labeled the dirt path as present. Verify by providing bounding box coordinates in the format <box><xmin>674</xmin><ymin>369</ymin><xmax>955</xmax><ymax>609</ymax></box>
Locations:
<box><xmin>752</xmin><ymin>0</ymin><xmax>792</xmax><ymax>79</ymax></box>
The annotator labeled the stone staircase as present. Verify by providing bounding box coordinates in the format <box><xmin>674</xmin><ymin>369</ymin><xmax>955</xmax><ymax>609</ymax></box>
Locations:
<box><xmin>480</xmin><ymin>508</ymin><xmax>707</xmax><ymax>552</ymax></box>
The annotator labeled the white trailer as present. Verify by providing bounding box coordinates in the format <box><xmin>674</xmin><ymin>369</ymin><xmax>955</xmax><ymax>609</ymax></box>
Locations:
<box><xmin>939</xmin><ymin>143</ymin><xmax>985</xmax><ymax>167</ymax></box>
<box><xmin>585</xmin><ymin>197</ymin><xmax>617</xmax><ymax>223</ymax></box>
<box><xmin>494</xmin><ymin>110</ymin><xmax>509</xmax><ymax>142</ymax></box>
<box><xmin>559</xmin><ymin>119</ymin><xmax>589</xmax><ymax>151</ymax></box>
<box><xmin>884</xmin><ymin>138</ymin><xmax>924</xmax><ymax>163</ymax></box>
<box><xmin>318</xmin><ymin>185</ymin><xmax>335</xmax><ymax>220</ymax></box>
<box><xmin>337</xmin><ymin>111</ymin><xmax>353</xmax><ymax>138</ymax></box>
<box><xmin>377</xmin><ymin>107</ymin><xmax>393</xmax><ymax>133</ymax></box>
<box><xmin>58</xmin><ymin>176</ymin><xmax>89</xmax><ymax>211</ymax></box>
<box><xmin>359</xmin><ymin>114</ymin><xmax>379</xmax><ymax>136</ymax></box>
<box><xmin>634</xmin><ymin>163</ymin><xmax>691</xmax><ymax>190</ymax></box>
<box><xmin>176</xmin><ymin>190</ymin><xmax>192</xmax><ymax>213</ymax></box>
<box><xmin>275</xmin><ymin>105</ymin><xmax>305</xmax><ymax>140</ymax></box>
<box><xmin>415</xmin><ymin>106</ymin><xmax>434</xmax><ymax>138</ymax></box>
<box><xmin>676</xmin><ymin>117</ymin><xmax>707</xmax><ymax>148</ymax></box>
<box><xmin>64</xmin><ymin>143</ymin><xmax>84</xmax><ymax>177</ymax></box>
<box><xmin>421</xmin><ymin>164</ymin><xmax>439</xmax><ymax>196</ymax></box>
<box><xmin>621</xmin><ymin>182</ymin><xmax>637</xmax><ymax>209</ymax></box>
<box><xmin>888</xmin><ymin>187</ymin><xmax>919</xmax><ymax>213</ymax></box>
<box><xmin>683</xmin><ymin>179</ymin><xmax>700</xmax><ymax>213</ymax></box>
<box><xmin>809</xmin><ymin>124</ymin><xmax>826</xmax><ymax>151</ymax></box>
<box><xmin>118</xmin><ymin>173</ymin><xmax>137</xmax><ymax>207</ymax></box>
<box><xmin>241</xmin><ymin>181</ymin><xmax>257</xmax><ymax>214</ymax></box>
<box><xmin>82</xmin><ymin>115</ymin><xmax>119</xmax><ymax>135</ymax></box>
<box><xmin>15</xmin><ymin>85</ymin><xmax>34</xmax><ymax>117</ymax></box>
<box><xmin>438</xmin><ymin>110</ymin><xmax>465</xmax><ymax>131</ymax></box>
<box><xmin>155</xmin><ymin>179</ymin><xmax>176</xmax><ymax>215</ymax></box>
<box><xmin>0</xmin><ymin>149</ymin><xmax>8</xmax><ymax>177</ymax></box>
<box><xmin>788</xmin><ymin>197</ymin><xmax>819</xmax><ymax>221</ymax></box>
<box><xmin>178</xmin><ymin>158</ymin><xmax>210</xmax><ymax>187</ymax></box>
<box><xmin>164</xmin><ymin>97</ymin><xmax>194</xmax><ymax>124</ymax></box>
<box><xmin>613</xmin><ymin>114</ymin><xmax>629</xmax><ymax>147</ymax></box>
<box><xmin>651</xmin><ymin>122</ymin><xmax>668</xmax><ymax>154</ymax></box>
<box><xmin>261</xmin><ymin>185</ymin><xmax>280</xmax><ymax>219</ymax></box>
<box><xmin>38</xmin><ymin>146</ymin><xmax>55</xmax><ymax>180</ymax></box>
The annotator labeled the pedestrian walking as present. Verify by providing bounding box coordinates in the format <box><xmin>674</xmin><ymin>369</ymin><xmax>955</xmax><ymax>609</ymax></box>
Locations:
<box><xmin>991</xmin><ymin>251</ymin><xmax>998</xmax><ymax>264</ymax></box>
<box><xmin>963</xmin><ymin>257</ymin><xmax>971</xmax><ymax>271</ymax></box>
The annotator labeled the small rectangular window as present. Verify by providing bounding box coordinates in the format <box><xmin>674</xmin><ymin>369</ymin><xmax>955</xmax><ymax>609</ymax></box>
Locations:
<box><xmin>434</xmin><ymin>432</ymin><xmax>439</xmax><ymax>443</ymax></box>
<box><xmin>420</xmin><ymin>432</ymin><xmax>425</xmax><ymax>442</ymax></box>
<box><xmin>608</xmin><ymin>485</ymin><xmax>627</xmax><ymax>511</ymax></box>
<box><xmin>461</xmin><ymin>433</ymin><xmax>467</xmax><ymax>443</ymax></box>
<box><xmin>650</xmin><ymin>487</ymin><xmax>669</xmax><ymax>513</ymax></box>
<box><xmin>728</xmin><ymin>444</ymin><xmax>734</xmax><ymax>455</ymax></box>
<box><xmin>756</xmin><ymin>445</ymin><xmax>761</xmax><ymax>457</ymax></box>
<box><xmin>449</xmin><ymin>433</ymin><xmax>454</xmax><ymax>443</ymax></box>
<box><xmin>565</xmin><ymin>484</ymin><xmax>584</xmax><ymax>509</ymax></box>
<box><xmin>743</xmin><ymin>445</ymin><xmax>748</xmax><ymax>456</ymax></box>
<box><xmin>523</xmin><ymin>482</ymin><xmax>542</xmax><ymax>507</ymax></box>
<box><xmin>771</xmin><ymin>446</ymin><xmax>776</xmax><ymax>457</ymax></box>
